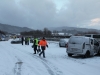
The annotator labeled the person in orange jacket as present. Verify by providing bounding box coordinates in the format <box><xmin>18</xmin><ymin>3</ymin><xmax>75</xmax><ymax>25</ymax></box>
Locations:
<box><xmin>39</xmin><ymin>37</ymin><xmax>48</xmax><ymax>58</ymax></box>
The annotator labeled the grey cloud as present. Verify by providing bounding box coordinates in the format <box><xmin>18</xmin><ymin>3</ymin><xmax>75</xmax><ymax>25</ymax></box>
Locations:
<box><xmin>57</xmin><ymin>0</ymin><xmax>100</xmax><ymax>28</ymax></box>
<box><xmin>0</xmin><ymin>0</ymin><xmax>28</xmax><ymax>27</ymax></box>
<box><xmin>19</xmin><ymin>0</ymin><xmax>57</xmax><ymax>29</ymax></box>
<box><xmin>0</xmin><ymin>0</ymin><xmax>57</xmax><ymax>29</ymax></box>
<box><xmin>0</xmin><ymin>0</ymin><xmax>100</xmax><ymax>29</ymax></box>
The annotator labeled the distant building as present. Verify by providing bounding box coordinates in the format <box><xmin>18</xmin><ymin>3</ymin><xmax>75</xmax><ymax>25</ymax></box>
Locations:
<box><xmin>52</xmin><ymin>32</ymin><xmax>72</xmax><ymax>38</ymax></box>
<box><xmin>0</xmin><ymin>34</ymin><xmax>5</xmax><ymax>41</ymax></box>
<box><xmin>52</xmin><ymin>32</ymin><xmax>72</xmax><ymax>36</ymax></box>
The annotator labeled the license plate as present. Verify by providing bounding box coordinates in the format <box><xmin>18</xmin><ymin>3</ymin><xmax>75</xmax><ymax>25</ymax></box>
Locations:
<box><xmin>71</xmin><ymin>48</ymin><xmax>77</xmax><ymax>51</ymax></box>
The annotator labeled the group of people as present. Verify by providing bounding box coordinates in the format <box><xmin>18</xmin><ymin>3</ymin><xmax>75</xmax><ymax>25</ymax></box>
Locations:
<box><xmin>33</xmin><ymin>37</ymin><xmax>48</xmax><ymax>58</ymax></box>
<box><xmin>21</xmin><ymin>36</ymin><xmax>48</xmax><ymax>58</ymax></box>
<box><xmin>21</xmin><ymin>36</ymin><xmax>30</xmax><ymax>45</ymax></box>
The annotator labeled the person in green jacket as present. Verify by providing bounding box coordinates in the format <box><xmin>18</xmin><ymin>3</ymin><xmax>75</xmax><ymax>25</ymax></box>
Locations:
<box><xmin>33</xmin><ymin>37</ymin><xmax>38</xmax><ymax>54</ymax></box>
<box><xmin>27</xmin><ymin>37</ymin><xmax>30</xmax><ymax>45</ymax></box>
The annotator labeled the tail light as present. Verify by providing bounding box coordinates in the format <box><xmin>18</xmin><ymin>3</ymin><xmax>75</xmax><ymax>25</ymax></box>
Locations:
<box><xmin>66</xmin><ymin>43</ymin><xmax>68</xmax><ymax>48</ymax></box>
<box><xmin>82</xmin><ymin>43</ymin><xmax>85</xmax><ymax>49</ymax></box>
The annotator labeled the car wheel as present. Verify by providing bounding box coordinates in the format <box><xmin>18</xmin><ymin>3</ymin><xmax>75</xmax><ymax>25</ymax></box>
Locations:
<box><xmin>97</xmin><ymin>50</ymin><xmax>100</xmax><ymax>55</ymax></box>
<box><xmin>59</xmin><ymin>43</ymin><xmax>61</xmax><ymax>47</ymax></box>
<box><xmin>84</xmin><ymin>51</ymin><xmax>90</xmax><ymax>58</ymax></box>
<box><xmin>68</xmin><ymin>53</ymin><xmax>72</xmax><ymax>57</ymax></box>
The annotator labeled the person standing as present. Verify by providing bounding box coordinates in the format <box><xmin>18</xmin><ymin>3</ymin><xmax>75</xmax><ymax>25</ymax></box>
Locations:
<box><xmin>21</xmin><ymin>36</ymin><xmax>24</xmax><ymax>45</ymax></box>
<box><xmin>27</xmin><ymin>37</ymin><xmax>30</xmax><ymax>45</ymax></box>
<box><xmin>25</xmin><ymin>37</ymin><xmax>27</xmax><ymax>45</ymax></box>
<box><xmin>33</xmin><ymin>37</ymin><xmax>38</xmax><ymax>54</ymax></box>
<box><xmin>37</xmin><ymin>40</ymin><xmax>41</xmax><ymax>53</ymax></box>
<box><xmin>39</xmin><ymin>37</ymin><xmax>48</xmax><ymax>58</ymax></box>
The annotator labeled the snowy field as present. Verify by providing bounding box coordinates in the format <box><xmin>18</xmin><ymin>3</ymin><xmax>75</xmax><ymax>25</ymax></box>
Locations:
<box><xmin>0</xmin><ymin>39</ymin><xmax>100</xmax><ymax>75</ymax></box>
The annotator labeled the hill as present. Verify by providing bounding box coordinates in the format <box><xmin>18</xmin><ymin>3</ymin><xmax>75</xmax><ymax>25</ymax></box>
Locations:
<box><xmin>0</xmin><ymin>23</ymin><xmax>100</xmax><ymax>35</ymax></box>
<box><xmin>48</xmin><ymin>26</ymin><xmax>100</xmax><ymax>34</ymax></box>
<box><xmin>0</xmin><ymin>23</ymin><xmax>33</xmax><ymax>33</ymax></box>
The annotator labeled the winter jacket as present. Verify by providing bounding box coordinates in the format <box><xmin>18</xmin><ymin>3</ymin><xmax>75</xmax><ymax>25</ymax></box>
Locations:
<box><xmin>39</xmin><ymin>39</ymin><xmax>47</xmax><ymax>47</ymax></box>
<box><xmin>34</xmin><ymin>38</ymin><xmax>38</xmax><ymax>45</ymax></box>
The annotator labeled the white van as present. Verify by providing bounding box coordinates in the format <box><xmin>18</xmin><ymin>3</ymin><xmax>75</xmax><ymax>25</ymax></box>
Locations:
<box><xmin>66</xmin><ymin>36</ymin><xmax>100</xmax><ymax>57</ymax></box>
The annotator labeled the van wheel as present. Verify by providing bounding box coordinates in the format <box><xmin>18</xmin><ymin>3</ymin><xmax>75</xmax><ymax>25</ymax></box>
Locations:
<box><xmin>84</xmin><ymin>51</ymin><xmax>90</xmax><ymax>58</ymax></box>
<box><xmin>97</xmin><ymin>50</ymin><xmax>100</xmax><ymax>55</ymax></box>
<box><xmin>59</xmin><ymin>44</ymin><xmax>61</xmax><ymax>47</ymax></box>
<box><xmin>68</xmin><ymin>53</ymin><xmax>72</xmax><ymax>57</ymax></box>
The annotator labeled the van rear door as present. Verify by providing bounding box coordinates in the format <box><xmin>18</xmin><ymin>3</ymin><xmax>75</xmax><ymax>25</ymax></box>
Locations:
<box><xmin>94</xmin><ymin>39</ymin><xmax>99</xmax><ymax>53</ymax></box>
<box><xmin>68</xmin><ymin>37</ymin><xmax>84</xmax><ymax>53</ymax></box>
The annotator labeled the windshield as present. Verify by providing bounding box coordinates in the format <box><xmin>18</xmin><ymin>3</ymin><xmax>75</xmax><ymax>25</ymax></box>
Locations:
<box><xmin>69</xmin><ymin>37</ymin><xmax>84</xmax><ymax>44</ymax></box>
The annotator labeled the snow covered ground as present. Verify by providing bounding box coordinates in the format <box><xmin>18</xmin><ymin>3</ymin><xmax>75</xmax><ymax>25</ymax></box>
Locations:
<box><xmin>0</xmin><ymin>39</ymin><xmax>100</xmax><ymax>75</ymax></box>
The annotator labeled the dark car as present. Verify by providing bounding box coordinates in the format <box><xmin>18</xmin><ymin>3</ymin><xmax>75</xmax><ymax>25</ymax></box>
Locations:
<box><xmin>11</xmin><ymin>38</ymin><xmax>22</xmax><ymax>44</ymax></box>
<box><xmin>30</xmin><ymin>38</ymin><xmax>34</xmax><ymax>43</ymax></box>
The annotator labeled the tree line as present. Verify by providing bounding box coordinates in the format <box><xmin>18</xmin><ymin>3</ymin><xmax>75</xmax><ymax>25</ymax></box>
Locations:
<box><xmin>20</xmin><ymin>28</ymin><xmax>52</xmax><ymax>37</ymax></box>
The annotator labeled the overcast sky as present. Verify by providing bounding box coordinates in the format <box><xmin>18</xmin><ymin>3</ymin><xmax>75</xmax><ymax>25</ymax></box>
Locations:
<box><xmin>0</xmin><ymin>0</ymin><xmax>100</xmax><ymax>30</ymax></box>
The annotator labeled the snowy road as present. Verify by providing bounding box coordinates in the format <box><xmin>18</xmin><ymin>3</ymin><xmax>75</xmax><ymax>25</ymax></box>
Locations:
<box><xmin>0</xmin><ymin>40</ymin><xmax>100</xmax><ymax>75</ymax></box>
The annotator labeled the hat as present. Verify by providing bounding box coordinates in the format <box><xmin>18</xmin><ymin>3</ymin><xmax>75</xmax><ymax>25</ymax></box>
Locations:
<box><xmin>42</xmin><ymin>37</ymin><xmax>45</xmax><ymax>39</ymax></box>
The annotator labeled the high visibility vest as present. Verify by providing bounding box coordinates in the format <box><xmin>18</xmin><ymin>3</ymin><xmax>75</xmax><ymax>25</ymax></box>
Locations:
<box><xmin>35</xmin><ymin>39</ymin><xmax>38</xmax><ymax>45</ymax></box>
<box><xmin>27</xmin><ymin>37</ymin><xmax>30</xmax><ymax>41</ymax></box>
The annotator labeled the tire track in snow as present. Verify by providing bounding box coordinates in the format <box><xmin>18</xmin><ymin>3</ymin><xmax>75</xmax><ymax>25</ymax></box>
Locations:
<box><xmin>40</xmin><ymin>58</ymin><xmax>63</xmax><ymax>75</ymax></box>
<box><xmin>6</xmin><ymin>44</ymin><xmax>53</xmax><ymax>75</ymax></box>
<box><xmin>0</xmin><ymin>43</ymin><xmax>23</xmax><ymax>75</ymax></box>
<box><xmin>32</xmin><ymin>54</ymin><xmax>63</xmax><ymax>75</ymax></box>
<box><xmin>34</xmin><ymin>55</ymin><xmax>85</xmax><ymax>75</ymax></box>
<box><xmin>6</xmin><ymin>43</ymin><xmax>60</xmax><ymax>75</ymax></box>
<box><xmin>14</xmin><ymin>57</ymin><xmax>23</xmax><ymax>75</ymax></box>
<box><xmin>6</xmin><ymin>44</ymin><xmax>42</xmax><ymax>75</ymax></box>
<box><xmin>1</xmin><ymin>43</ymin><xmax>24</xmax><ymax>75</ymax></box>
<box><xmin>48</xmin><ymin>56</ymin><xmax>85</xmax><ymax>75</ymax></box>
<box><xmin>6</xmin><ymin>44</ymin><xmax>60</xmax><ymax>75</ymax></box>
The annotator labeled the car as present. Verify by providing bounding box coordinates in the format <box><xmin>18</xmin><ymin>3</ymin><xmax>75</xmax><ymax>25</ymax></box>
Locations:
<box><xmin>11</xmin><ymin>38</ymin><xmax>22</xmax><ymax>44</ymax></box>
<box><xmin>59</xmin><ymin>38</ymin><xmax>69</xmax><ymax>47</ymax></box>
<box><xmin>0</xmin><ymin>34</ymin><xmax>5</xmax><ymax>41</ymax></box>
<box><xmin>66</xmin><ymin>36</ymin><xmax>100</xmax><ymax>57</ymax></box>
<box><xmin>30</xmin><ymin>38</ymin><xmax>34</xmax><ymax>43</ymax></box>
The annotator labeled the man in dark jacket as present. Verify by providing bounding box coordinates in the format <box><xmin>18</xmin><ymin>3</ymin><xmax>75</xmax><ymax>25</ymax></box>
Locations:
<box><xmin>21</xmin><ymin>36</ymin><xmax>24</xmax><ymax>45</ymax></box>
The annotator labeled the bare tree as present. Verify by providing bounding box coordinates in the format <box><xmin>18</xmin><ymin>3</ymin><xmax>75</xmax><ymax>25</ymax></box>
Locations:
<box><xmin>53</xmin><ymin>30</ymin><xmax>59</xmax><ymax>36</ymax></box>
<box><xmin>62</xmin><ymin>29</ymin><xmax>67</xmax><ymax>35</ymax></box>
